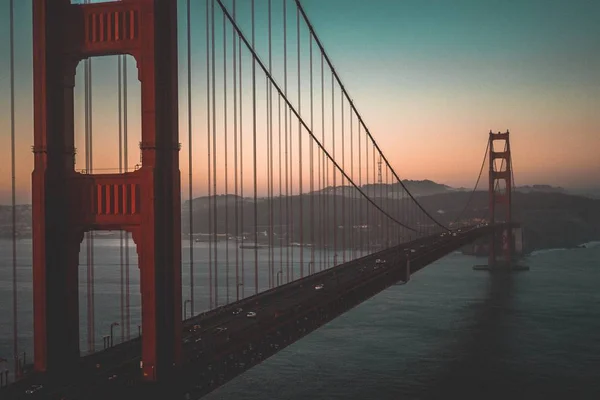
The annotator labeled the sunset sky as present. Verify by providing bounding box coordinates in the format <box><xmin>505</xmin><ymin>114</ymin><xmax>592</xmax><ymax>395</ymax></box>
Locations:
<box><xmin>0</xmin><ymin>0</ymin><xmax>598</xmax><ymax>204</ymax></box>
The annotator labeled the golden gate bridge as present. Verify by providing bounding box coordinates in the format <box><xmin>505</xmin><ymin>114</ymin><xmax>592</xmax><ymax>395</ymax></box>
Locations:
<box><xmin>0</xmin><ymin>0</ymin><xmax>522</xmax><ymax>398</ymax></box>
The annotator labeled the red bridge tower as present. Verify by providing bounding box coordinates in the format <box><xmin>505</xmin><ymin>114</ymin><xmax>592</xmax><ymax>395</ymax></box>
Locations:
<box><xmin>32</xmin><ymin>0</ymin><xmax>181</xmax><ymax>381</ymax></box>
<box><xmin>488</xmin><ymin>130</ymin><xmax>513</xmax><ymax>268</ymax></box>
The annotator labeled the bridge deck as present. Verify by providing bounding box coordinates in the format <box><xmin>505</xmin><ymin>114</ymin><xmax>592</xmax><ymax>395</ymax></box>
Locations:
<box><xmin>3</xmin><ymin>225</ymin><xmax>507</xmax><ymax>399</ymax></box>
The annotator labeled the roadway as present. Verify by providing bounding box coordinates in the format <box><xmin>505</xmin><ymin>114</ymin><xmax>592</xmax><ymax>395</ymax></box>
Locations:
<box><xmin>4</xmin><ymin>225</ymin><xmax>491</xmax><ymax>399</ymax></box>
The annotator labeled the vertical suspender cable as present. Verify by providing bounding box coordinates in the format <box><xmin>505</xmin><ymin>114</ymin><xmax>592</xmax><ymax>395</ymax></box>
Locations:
<box><xmin>206</xmin><ymin>0</ymin><xmax>213</xmax><ymax>309</ymax></box>
<box><xmin>341</xmin><ymin>92</ymin><xmax>345</xmax><ymax>263</ymax></box>
<box><xmin>372</xmin><ymin>146</ymin><xmax>376</xmax><ymax>245</ymax></box>
<box><xmin>283</xmin><ymin>0</ymin><xmax>289</xmax><ymax>282</ymax></box>
<box><xmin>350</xmin><ymin>108</ymin><xmax>354</xmax><ymax>259</ymax></box>
<box><xmin>118</xmin><ymin>56</ymin><xmax>125</xmax><ymax>342</ymax></box>
<box><xmin>9</xmin><ymin>0</ymin><xmax>19</xmax><ymax>378</ymax></box>
<box><xmin>186</xmin><ymin>0</ymin><xmax>195</xmax><ymax>317</ymax></box>
<box><xmin>331</xmin><ymin>73</ymin><xmax>336</xmax><ymax>265</ymax></box>
<box><xmin>122</xmin><ymin>56</ymin><xmax>130</xmax><ymax>339</ymax></box>
<box><xmin>232</xmin><ymin>0</ymin><xmax>240</xmax><ymax>301</ymax></box>
<box><xmin>211</xmin><ymin>0</ymin><xmax>219</xmax><ymax>307</ymax></box>
<box><xmin>90</xmin><ymin>47</ymin><xmax>96</xmax><ymax>350</ymax></box>
<box><xmin>365</xmin><ymin>129</ymin><xmax>369</xmax><ymax>253</ymax></box>
<box><xmin>223</xmin><ymin>10</ymin><xmax>230</xmax><ymax>304</ymax></box>
<box><xmin>320</xmin><ymin>53</ymin><xmax>325</xmax><ymax>270</ymax></box>
<box><xmin>89</xmin><ymin>56</ymin><xmax>96</xmax><ymax>352</ymax></box>
<box><xmin>268</xmin><ymin>0</ymin><xmax>275</xmax><ymax>288</ymax></box>
<box><xmin>239</xmin><ymin>9</ymin><xmax>245</xmax><ymax>299</ymax></box>
<box><xmin>358</xmin><ymin>124</ymin><xmax>362</xmax><ymax>256</ymax></box>
<box><xmin>251</xmin><ymin>0</ymin><xmax>259</xmax><ymax>295</ymax></box>
<box><xmin>84</xmin><ymin>0</ymin><xmax>90</xmax><ymax>354</ymax></box>
<box><xmin>297</xmin><ymin>6</ymin><xmax>304</xmax><ymax>278</ymax></box>
<box><xmin>309</xmin><ymin>34</ymin><xmax>315</xmax><ymax>274</ymax></box>
<box><xmin>288</xmin><ymin>105</ymin><xmax>294</xmax><ymax>279</ymax></box>
<box><xmin>278</xmin><ymin>94</ymin><xmax>283</xmax><ymax>283</ymax></box>
<box><xmin>83</xmin><ymin>6</ymin><xmax>96</xmax><ymax>351</ymax></box>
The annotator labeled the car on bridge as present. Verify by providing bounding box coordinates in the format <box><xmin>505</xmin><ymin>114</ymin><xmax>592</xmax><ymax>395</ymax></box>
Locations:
<box><xmin>25</xmin><ymin>384</ymin><xmax>43</xmax><ymax>394</ymax></box>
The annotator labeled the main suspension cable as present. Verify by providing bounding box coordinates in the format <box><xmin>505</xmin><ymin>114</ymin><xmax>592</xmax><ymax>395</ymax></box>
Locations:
<box><xmin>451</xmin><ymin>137</ymin><xmax>490</xmax><ymax>225</ymax></box>
<box><xmin>294</xmin><ymin>0</ymin><xmax>448</xmax><ymax>232</ymax></box>
<box><xmin>215</xmin><ymin>0</ymin><xmax>418</xmax><ymax>232</ymax></box>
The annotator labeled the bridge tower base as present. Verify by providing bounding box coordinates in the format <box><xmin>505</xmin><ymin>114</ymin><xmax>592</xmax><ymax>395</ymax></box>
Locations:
<box><xmin>32</xmin><ymin>0</ymin><xmax>181</xmax><ymax>381</ymax></box>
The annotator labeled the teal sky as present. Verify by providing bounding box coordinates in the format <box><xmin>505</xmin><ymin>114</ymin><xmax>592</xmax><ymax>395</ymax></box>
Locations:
<box><xmin>0</xmin><ymin>0</ymin><xmax>599</xmax><ymax>203</ymax></box>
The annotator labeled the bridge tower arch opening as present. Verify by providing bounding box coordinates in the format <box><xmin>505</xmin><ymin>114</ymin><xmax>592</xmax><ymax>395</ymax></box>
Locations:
<box><xmin>32</xmin><ymin>0</ymin><xmax>181</xmax><ymax>381</ymax></box>
<box><xmin>488</xmin><ymin>130</ymin><xmax>513</xmax><ymax>267</ymax></box>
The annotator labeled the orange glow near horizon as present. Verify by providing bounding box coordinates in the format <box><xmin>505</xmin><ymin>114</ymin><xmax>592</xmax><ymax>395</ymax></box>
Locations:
<box><xmin>1</xmin><ymin>0</ymin><xmax>599</xmax><ymax>205</ymax></box>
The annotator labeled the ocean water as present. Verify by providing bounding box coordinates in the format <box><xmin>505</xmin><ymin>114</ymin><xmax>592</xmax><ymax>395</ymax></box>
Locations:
<box><xmin>1</xmin><ymin>240</ymin><xmax>599</xmax><ymax>399</ymax></box>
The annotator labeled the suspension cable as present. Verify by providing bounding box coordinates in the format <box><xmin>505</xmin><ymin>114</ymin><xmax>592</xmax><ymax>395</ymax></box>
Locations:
<box><xmin>216</xmin><ymin>0</ymin><xmax>418</xmax><ymax>232</ymax></box>
<box><xmin>186</xmin><ymin>0</ymin><xmax>195</xmax><ymax>317</ymax></box>
<box><xmin>223</xmin><ymin>7</ymin><xmax>230</xmax><ymax>305</ymax></box>
<box><xmin>211</xmin><ymin>0</ymin><xmax>219</xmax><ymax>307</ymax></box>
<box><xmin>206</xmin><ymin>0</ymin><xmax>213</xmax><ymax>309</ymax></box>
<box><xmin>232</xmin><ymin>0</ymin><xmax>240</xmax><ymax>300</ymax></box>
<box><xmin>294</xmin><ymin>0</ymin><xmax>448</xmax><ymax>232</ymax></box>
<box><xmin>251</xmin><ymin>0</ymin><xmax>258</xmax><ymax>295</ymax></box>
<box><xmin>297</xmin><ymin>5</ymin><xmax>304</xmax><ymax>277</ymax></box>
<box><xmin>268</xmin><ymin>0</ymin><xmax>275</xmax><ymax>287</ymax></box>
<box><xmin>9</xmin><ymin>0</ymin><xmax>19</xmax><ymax>378</ymax></box>
<box><xmin>122</xmin><ymin>55</ymin><xmax>130</xmax><ymax>340</ymax></box>
<box><xmin>118</xmin><ymin>55</ymin><xmax>125</xmax><ymax>343</ymax></box>
<box><xmin>451</xmin><ymin>137</ymin><xmax>490</xmax><ymax>225</ymax></box>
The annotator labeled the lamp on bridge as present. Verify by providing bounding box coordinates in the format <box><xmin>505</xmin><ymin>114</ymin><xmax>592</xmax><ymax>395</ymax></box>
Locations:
<box><xmin>102</xmin><ymin>335</ymin><xmax>110</xmax><ymax>350</ymax></box>
<box><xmin>276</xmin><ymin>270</ymin><xmax>283</xmax><ymax>286</ymax></box>
<box><xmin>183</xmin><ymin>299</ymin><xmax>192</xmax><ymax>320</ymax></box>
<box><xmin>110</xmin><ymin>322</ymin><xmax>120</xmax><ymax>348</ymax></box>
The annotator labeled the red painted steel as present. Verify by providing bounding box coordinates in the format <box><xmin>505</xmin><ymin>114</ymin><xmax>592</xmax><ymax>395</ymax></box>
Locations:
<box><xmin>32</xmin><ymin>0</ymin><xmax>181</xmax><ymax>382</ymax></box>
<box><xmin>487</xmin><ymin>130</ymin><xmax>513</xmax><ymax>267</ymax></box>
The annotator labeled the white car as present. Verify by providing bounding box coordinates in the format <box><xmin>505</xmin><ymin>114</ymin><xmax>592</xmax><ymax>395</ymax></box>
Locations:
<box><xmin>25</xmin><ymin>384</ymin><xmax>43</xmax><ymax>394</ymax></box>
<box><xmin>375</xmin><ymin>259</ymin><xmax>386</xmax><ymax>264</ymax></box>
<box><xmin>246</xmin><ymin>311</ymin><xmax>257</xmax><ymax>318</ymax></box>
<box><xmin>314</xmin><ymin>284</ymin><xmax>324</xmax><ymax>290</ymax></box>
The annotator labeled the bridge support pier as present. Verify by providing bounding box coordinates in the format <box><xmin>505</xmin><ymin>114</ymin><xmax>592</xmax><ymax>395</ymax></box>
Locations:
<box><xmin>398</xmin><ymin>257</ymin><xmax>411</xmax><ymax>283</ymax></box>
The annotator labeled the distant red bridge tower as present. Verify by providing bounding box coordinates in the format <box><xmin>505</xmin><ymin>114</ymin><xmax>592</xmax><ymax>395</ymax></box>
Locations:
<box><xmin>32</xmin><ymin>0</ymin><xmax>181</xmax><ymax>381</ymax></box>
<box><xmin>488</xmin><ymin>130</ymin><xmax>514</xmax><ymax>268</ymax></box>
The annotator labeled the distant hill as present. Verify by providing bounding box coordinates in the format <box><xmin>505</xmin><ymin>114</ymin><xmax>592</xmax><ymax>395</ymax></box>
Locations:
<box><xmin>514</xmin><ymin>184</ymin><xmax>600</xmax><ymax>199</ymax></box>
<box><xmin>515</xmin><ymin>184</ymin><xmax>566</xmax><ymax>194</ymax></box>
<box><xmin>314</xmin><ymin>179</ymin><xmax>464</xmax><ymax>198</ymax></box>
<box><xmin>2</xmin><ymin>180</ymin><xmax>599</xmax><ymax>252</ymax></box>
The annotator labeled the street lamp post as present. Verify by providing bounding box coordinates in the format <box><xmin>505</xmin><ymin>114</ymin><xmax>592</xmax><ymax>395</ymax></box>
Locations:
<box><xmin>110</xmin><ymin>322</ymin><xmax>120</xmax><ymax>347</ymax></box>
<box><xmin>237</xmin><ymin>282</ymin><xmax>244</xmax><ymax>300</ymax></box>
<box><xmin>138</xmin><ymin>325</ymin><xmax>141</xmax><ymax>338</ymax></box>
<box><xmin>308</xmin><ymin>261</ymin><xmax>314</xmax><ymax>275</ymax></box>
<box><xmin>183</xmin><ymin>299</ymin><xmax>192</xmax><ymax>320</ymax></box>
<box><xmin>102</xmin><ymin>335</ymin><xmax>110</xmax><ymax>350</ymax></box>
<box><xmin>276</xmin><ymin>270</ymin><xmax>283</xmax><ymax>286</ymax></box>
